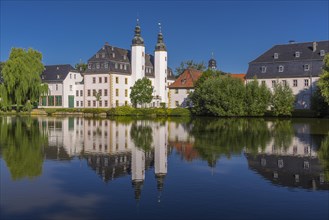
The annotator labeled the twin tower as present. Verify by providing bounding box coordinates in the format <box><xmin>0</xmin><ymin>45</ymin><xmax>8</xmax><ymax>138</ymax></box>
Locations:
<box><xmin>131</xmin><ymin>20</ymin><xmax>168</xmax><ymax>104</ymax></box>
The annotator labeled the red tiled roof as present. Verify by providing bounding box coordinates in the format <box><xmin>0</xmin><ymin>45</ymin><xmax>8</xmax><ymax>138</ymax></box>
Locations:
<box><xmin>168</xmin><ymin>68</ymin><xmax>203</xmax><ymax>89</ymax></box>
<box><xmin>230</xmin><ymin>73</ymin><xmax>246</xmax><ymax>81</ymax></box>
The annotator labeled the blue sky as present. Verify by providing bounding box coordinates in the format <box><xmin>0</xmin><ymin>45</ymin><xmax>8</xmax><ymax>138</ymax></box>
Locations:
<box><xmin>1</xmin><ymin>0</ymin><xmax>328</xmax><ymax>74</ymax></box>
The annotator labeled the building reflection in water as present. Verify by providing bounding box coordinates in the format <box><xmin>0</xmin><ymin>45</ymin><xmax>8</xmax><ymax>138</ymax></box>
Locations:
<box><xmin>37</xmin><ymin>117</ymin><xmax>329</xmax><ymax>193</ymax></box>
<box><xmin>245</xmin><ymin>122</ymin><xmax>329</xmax><ymax>191</ymax></box>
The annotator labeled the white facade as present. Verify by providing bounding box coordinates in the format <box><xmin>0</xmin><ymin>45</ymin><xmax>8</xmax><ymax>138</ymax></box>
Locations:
<box><xmin>246</xmin><ymin>76</ymin><xmax>319</xmax><ymax>109</ymax></box>
<box><xmin>169</xmin><ymin>88</ymin><xmax>193</xmax><ymax>108</ymax></box>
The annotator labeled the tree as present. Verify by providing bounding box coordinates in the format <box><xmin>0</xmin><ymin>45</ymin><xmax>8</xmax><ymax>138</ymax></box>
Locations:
<box><xmin>75</xmin><ymin>62</ymin><xmax>87</xmax><ymax>72</ymax></box>
<box><xmin>245</xmin><ymin>78</ymin><xmax>272</xmax><ymax>116</ymax></box>
<box><xmin>195</xmin><ymin>69</ymin><xmax>226</xmax><ymax>86</ymax></box>
<box><xmin>190</xmin><ymin>75</ymin><xmax>246</xmax><ymax>116</ymax></box>
<box><xmin>175</xmin><ymin>60</ymin><xmax>206</xmax><ymax>76</ymax></box>
<box><xmin>1</xmin><ymin>48</ymin><xmax>48</xmax><ymax>110</ymax></box>
<box><xmin>130</xmin><ymin>77</ymin><xmax>153</xmax><ymax>107</ymax></box>
<box><xmin>271</xmin><ymin>82</ymin><xmax>295</xmax><ymax>116</ymax></box>
<box><xmin>318</xmin><ymin>53</ymin><xmax>329</xmax><ymax>104</ymax></box>
<box><xmin>94</xmin><ymin>91</ymin><xmax>102</xmax><ymax>108</ymax></box>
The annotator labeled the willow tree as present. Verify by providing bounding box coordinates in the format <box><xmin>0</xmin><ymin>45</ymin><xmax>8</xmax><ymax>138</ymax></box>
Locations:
<box><xmin>1</xmin><ymin>48</ymin><xmax>48</xmax><ymax>110</ymax></box>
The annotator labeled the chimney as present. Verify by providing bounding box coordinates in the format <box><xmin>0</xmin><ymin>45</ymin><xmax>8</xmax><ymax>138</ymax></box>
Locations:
<box><xmin>313</xmin><ymin>41</ymin><xmax>317</xmax><ymax>52</ymax></box>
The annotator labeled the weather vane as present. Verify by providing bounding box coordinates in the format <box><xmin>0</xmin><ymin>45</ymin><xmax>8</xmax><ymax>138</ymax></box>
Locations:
<box><xmin>158</xmin><ymin>22</ymin><xmax>162</xmax><ymax>33</ymax></box>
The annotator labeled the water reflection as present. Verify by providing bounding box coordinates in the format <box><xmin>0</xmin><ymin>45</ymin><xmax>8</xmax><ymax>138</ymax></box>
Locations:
<box><xmin>0</xmin><ymin>116</ymin><xmax>328</xmax><ymax>192</ymax></box>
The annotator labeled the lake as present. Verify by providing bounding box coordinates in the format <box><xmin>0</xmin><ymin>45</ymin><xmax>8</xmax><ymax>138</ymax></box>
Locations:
<box><xmin>0</xmin><ymin>116</ymin><xmax>328</xmax><ymax>220</ymax></box>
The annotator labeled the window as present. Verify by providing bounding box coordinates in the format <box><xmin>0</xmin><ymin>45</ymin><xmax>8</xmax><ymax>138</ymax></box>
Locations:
<box><xmin>99</xmin><ymin>77</ymin><xmax>102</xmax><ymax>83</ymax></box>
<box><xmin>105</xmin><ymin>100</ymin><xmax>108</xmax><ymax>107</ymax></box>
<box><xmin>88</xmin><ymin>90</ymin><xmax>91</xmax><ymax>96</ymax></box>
<box><xmin>125</xmin><ymin>78</ymin><xmax>128</xmax><ymax>84</ymax></box>
<box><xmin>69</xmin><ymin>85</ymin><xmax>73</xmax><ymax>91</ymax></box>
<box><xmin>278</xmin><ymin>65</ymin><xmax>284</xmax><ymax>72</ymax></box>
<box><xmin>116</xmin><ymin>77</ymin><xmax>119</xmax><ymax>84</ymax></box>
<box><xmin>55</xmin><ymin>96</ymin><xmax>62</xmax><ymax>106</ymax></box>
<box><xmin>48</xmin><ymin>96</ymin><xmax>54</xmax><ymax>106</ymax></box>
<box><xmin>116</xmin><ymin>89</ymin><xmax>119</xmax><ymax>96</ymax></box>
<box><xmin>76</xmin><ymin>90</ymin><xmax>79</xmax><ymax>96</ymax></box>
<box><xmin>175</xmin><ymin>89</ymin><xmax>178</xmax><ymax>94</ymax></box>
<box><xmin>320</xmin><ymin>50</ymin><xmax>325</xmax><ymax>56</ymax></box>
<box><xmin>261</xmin><ymin>66</ymin><xmax>267</xmax><ymax>73</ymax></box>
<box><xmin>274</xmin><ymin>53</ymin><xmax>278</xmax><ymax>59</ymax></box>
<box><xmin>76</xmin><ymin>101</ymin><xmax>79</xmax><ymax>107</ymax></box>
<box><xmin>104</xmin><ymin>77</ymin><xmax>108</xmax><ymax>83</ymax></box>
<box><xmin>125</xmin><ymin>89</ymin><xmax>128</xmax><ymax>97</ymax></box>
<box><xmin>304</xmin><ymin>79</ymin><xmax>309</xmax><ymax>87</ymax></box>
<box><xmin>96</xmin><ymin>63</ymin><xmax>100</xmax><ymax>69</ymax></box>
<box><xmin>80</xmin><ymin>90</ymin><xmax>83</xmax><ymax>96</ymax></box>
<box><xmin>93</xmin><ymin>77</ymin><xmax>96</xmax><ymax>83</ymax></box>
<box><xmin>56</xmin><ymin>84</ymin><xmax>58</xmax><ymax>91</ymax></box>
<box><xmin>93</xmin><ymin>100</ymin><xmax>96</xmax><ymax>107</ymax></box>
<box><xmin>295</xmin><ymin>51</ymin><xmax>300</xmax><ymax>57</ymax></box>
<box><xmin>272</xmin><ymin>80</ymin><xmax>276</xmax><ymax>87</ymax></box>
<box><xmin>304</xmin><ymin>64</ymin><xmax>310</xmax><ymax>71</ymax></box>
<box><xmin>175</xmin><ymin>101</ymin><xmax>179</xmax><ymax>107</ymax></box>
<box><xmin>104</xmin><ymin>89</ymin><xmax>108</xmax><ymax>96</ymax></box>
<box><xmin>293</xmin><ymin>79</ymin><xmax>298</xmax><ymax>87</ymax></box>
<box><xmin>116</xmin><ymin>100</ymin><xmax>119</xmax><ymax>106</ymax></box>
<box><xmin>282</xmin><ymin>80</ymin><xmax>287</xmax><ymax>86</ymax></box>
<box><xmin>278</xmin><ymin>159</ymin><xmax>284</xmax><ymax>168</ymax></box>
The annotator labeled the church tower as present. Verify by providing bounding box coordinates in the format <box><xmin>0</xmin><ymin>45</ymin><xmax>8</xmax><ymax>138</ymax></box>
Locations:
<box><xmin>131</xmin><ymin>19</ymin><xmax>145</xmax><ymax>86</ymax></box>
<box><xmin>208</xmin><ymin>52</ymin><xmax>217</xmax><ymax>70</ymax></box>
<box><xmin>154</xmin><ymin>23</ymin><xmax>168</xmax><ymax>106</ymax></box>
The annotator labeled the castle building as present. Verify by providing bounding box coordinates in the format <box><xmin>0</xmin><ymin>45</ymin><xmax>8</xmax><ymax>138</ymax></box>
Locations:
<box><xmin>39</xmin><ymin>65</ymin><xmax>83</xmax><ymax>108</ymax></box>
<box><xmin>82</xmin><ymin>22</ymin><xmax>175</xmax><ymax>108</ymax></box>
<box><xmin>245</xmin><ymin>40</ymin><xmax>329</xmax><ymax>109</ymax></box>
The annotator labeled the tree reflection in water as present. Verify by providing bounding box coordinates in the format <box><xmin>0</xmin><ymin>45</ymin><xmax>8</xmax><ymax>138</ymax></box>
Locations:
<box><xmin>0</xmin><ymin>117</ymin><xmax>48</xmax><ymax>180</ymax></box>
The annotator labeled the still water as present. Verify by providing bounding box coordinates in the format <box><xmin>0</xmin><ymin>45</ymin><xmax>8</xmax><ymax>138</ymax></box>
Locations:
<box><xmin>0</xmin><ymin>116</ymin><xmax>328</xmax><ymax>220</ymax></box>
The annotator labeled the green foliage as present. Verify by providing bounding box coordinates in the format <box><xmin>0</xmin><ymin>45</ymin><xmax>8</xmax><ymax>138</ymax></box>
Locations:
<box><xmin>318</xmin><ymin>54</ymin><xmax>329</xmax><ymax>104</ymax></box>
<box><xmin>271</xmin><ymin>82</ymin><xmax>295</xmax><ymax>116</ymax></box>
<box><xmin>1</xmin><ymin>48</ymin><xmax>45</xmax><ymax>110</ymax></box>
<box><xmin>130</xmin><ymin>122</ymin><xmax>153</xmax><ymax>151</ymax></box>
<box><xmin>311</xmin><ymin>87</ymin><xmax>329</xmax><ymax>117</ymax></box>
<box><xmin>0</xmin><ymin>117</ymin><xmax>48</xmax><ymax>180</ymax></box>
<box><xmin>175</xmin><ymin>60</ymin><xmax>206</xmax><ymax>76</ymax></box>
<box><xmin>195</xmin><ymin>69</ymin><xmax>226</xmax><ymax>86</ymax></box>
<box><xmin>190</xmin><ymin>75</ymin><xmax>246</xmax><ymax>116</ymax></box>
<box><xmin>245</xmin><ymin>79</ymin><xmax>272</xmax><ymax>116</ymax></box>
<box><xmin>167</xmin><ymin>108</ymin><xmax>191</xmax><ymax>116</ymax></box>
<box><xmin>75</xmin><ymin>62</ymin><xmax>87</xmax><ymax>72</ymax></box>
<box><xmin>130</xmin><ymin>77</ymin><xmax>153</xmax><ymax>107</ymax></box>
<box><xmin>318</xmin><ymin>133</ymin><xmax>329</xmax><ymax>181</ymax></box>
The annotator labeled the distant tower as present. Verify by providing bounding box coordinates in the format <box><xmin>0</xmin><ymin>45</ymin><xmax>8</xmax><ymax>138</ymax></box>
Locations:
<box><xmin>131</xmin><ymin>19</ymin><xmax>145</xmax><ymax>86</ymax></box>
<box><xmin>208</xmin><ymin>52</ymin><xmax>217</xmax><ymax>70</ymax></box>
<box><xmin>154</xmin><ymin>23</ymin><xmax>168</xmax><ymax>106</ymax></box>
<box><xmin>154</xmin><ymin>122</ymin><xmax>168</xmax><ymax>202</ymax></box>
